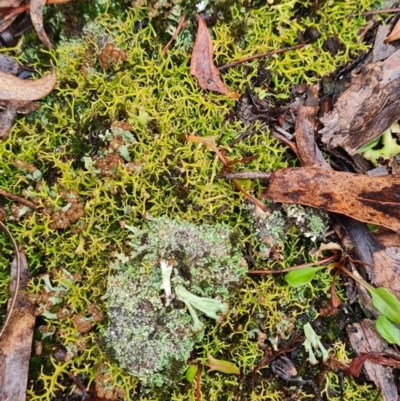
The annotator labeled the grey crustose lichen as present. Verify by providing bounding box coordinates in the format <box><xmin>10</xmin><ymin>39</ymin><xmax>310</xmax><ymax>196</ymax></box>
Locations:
<box><xmin>102</xmin><ymin>217</ymin><xmax>248</xmax><ymax>388</ymax></box>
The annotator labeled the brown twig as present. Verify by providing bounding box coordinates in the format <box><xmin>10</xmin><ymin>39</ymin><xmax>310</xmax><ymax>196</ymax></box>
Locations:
<box><xmin>349</xmin><ymin>8</ymin><xmax>400</xmax><ymax>16</ymax></box>
<box><xmin>271</xmin><ymin>130</ymin><xmax>299</xmax><ymax>157</ymax></box>
<box><xmin>218</xmin><ymin>43</ymin><xmax>306</xmax><ymax>71</ymax></box>
<box><xmin>195</xmin><ymin>364</ymin><xmax>202</xmax><ymax>401</ymax></box>
<box><xmin>247</xmin><ymin>254</ymin><xmax>339</xmax><ymax>275</ymax></box>
<box><xmin>0</xmin><ymin>188</ymin><xmax>37</xmax><ymax>210</ymax></box>
<box><xmin>217</xmin><ymin>171</ymin><xmax>271</xmax><ymax>181</ymax></box>
<box><xmin>187</xmin><ymin>135</ymin><xmax>268</xmax><ymax>212</ymax></box>
<box><xmin>162</xmin><ymin>14</ymin><xmax>186</xmax><ymax>56</ymax></box>
<box><xmin>0</xmin><ymin>223</ymin><xmax>21</xmax><ymax>339</ymax></box>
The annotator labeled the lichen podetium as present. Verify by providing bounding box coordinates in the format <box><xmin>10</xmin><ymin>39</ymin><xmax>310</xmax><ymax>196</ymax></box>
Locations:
<box><xmin>0</xmin><ymin>0</ymin><xmax>383</xmax><ymax>400</ymax></box>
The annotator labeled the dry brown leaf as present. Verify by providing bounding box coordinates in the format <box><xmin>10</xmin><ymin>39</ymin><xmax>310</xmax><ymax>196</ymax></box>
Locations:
<box><xmin>30</xmin><ymin>0</ymin><xmax>53</xmax><ymax>49</ymax></box>
<box><xmin>190</xmin><ymin>16</ymin><xmax>239</xmax><ymax>99</ymax></box>
<box><xmin>0</xmin><ymin>102</ymin><xmax>16</xmax><ymax>139</ymax></box>
<box><xmin>262</xmin><ymin>167</ymin><xmax>400</xmax><ymax>233</ymax></box>
<box><xmin>320</xmin><ymin>49</ymin><xmax>400</xmax><ymax>155</ymax></box>
<box><xmin>0</xmin><ymin>0</ymin><xmax>21</xmax><ymax>32</ymax></box>
<box><xmin>0</xmin><ymin>248</ymin><xmax>35</xmax><ymax>401</ymax></box>
<box><xmin>384</xmin><ymin>19</ymin><xmax>400</xmax><ymax>44</ymax></box>
<box><xmin>346</xmin><ymin>320</ymin><xmax>399</xmax><ymax>401</ymax></box>
<box><xmin>0</xmin><ymin>64</ymin><xmax>56</xmax><ymax>102</ymax></box>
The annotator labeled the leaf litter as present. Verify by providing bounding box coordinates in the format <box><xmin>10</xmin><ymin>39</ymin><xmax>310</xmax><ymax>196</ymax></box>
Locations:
<box><xmin>190</xmin><ymin>15</ymin><xmax>239</xmax><ymax>99</ymax></box>
<box><xmin>216</xmin><ymin>12</ymin><xmax>400</xmax><ymax>398</ymax></box>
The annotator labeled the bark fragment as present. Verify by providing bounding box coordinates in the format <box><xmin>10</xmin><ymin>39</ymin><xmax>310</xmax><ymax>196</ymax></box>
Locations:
<box><xmin>320</xmin><ymin>50</ymin><xmax>400</xmax><ymax>155</ymax></box>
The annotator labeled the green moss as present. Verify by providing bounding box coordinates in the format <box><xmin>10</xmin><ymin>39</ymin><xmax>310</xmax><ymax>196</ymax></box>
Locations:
<box><xmin>0</xmin><ymin>0</ymin><xmax>385</xmax><ymax>400</ymax></box>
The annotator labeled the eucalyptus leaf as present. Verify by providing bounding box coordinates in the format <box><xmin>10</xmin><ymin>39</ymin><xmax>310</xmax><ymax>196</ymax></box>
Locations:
<box><xmin>285</xmin><ymin>266</ymin><xmax>326</xmax><ymax>287</ymax></box>
<box><xmin>369</xmin><ymin>287</ymin><xmax>400</xmax><ymax>324</ymax></box>
<box><xmin>375</xmin><ymin>315</ymin><xmax>400</xmax><ymax>346</ymax></box>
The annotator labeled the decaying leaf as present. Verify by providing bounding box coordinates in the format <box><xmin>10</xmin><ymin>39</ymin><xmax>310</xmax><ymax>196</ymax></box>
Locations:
<box><xmin>0</xmin><ymin>61</ymin><xmax>56</xmax><ymax>139</ymax></box>
<box><xmin>384</xmin><ymin>19</ymin><xmax>400</xmax><ymax>44</ymax></box>
<box><xmin>0</xmin><ymin>102</ymin><xmax>16</xmax><ymax>139</ymax></box>
<box><xmin>190</xmin><ymin>16</ymin><xmax>238</xmax><ymax>99</ymax></box>
<box><xmin>294</xmin><ymin>84</ymin><xmax>327</xmax><ymax>168</ymax></box>
<box><xmin>262</xmin><ymin>167</ymin><xmax>400</xmax><ymax>233</ymax></box>
<box><xmin>0</xmin><ymin>0</ymin><xmax>21</xmax><ymax>32</ymax></box>
<box><xmin>205</xmin><ymin>354</ymin><xmax>240</xmax><ymax>375</ymax></box>
<box><xmin>320</xmin><ymin>49</ymin><xmax>400</xmax><ymax>155</ymax></box>
<box><xmin>0</xmin><ymin>64</ymin><xmax>56</xmax><ymax>102</ymax></box>
<box><xmin>30</xmin><ymin>0</ymin><xmax>53</xmax><ymax>49</ymax></box>
<box><xmin>0</xmin><ymin>242</ymin><xmax>35</xmax><ymax>401</ymax></box>
<box><xmin>346</xmin><ymin>320</ymin><xmax>399</xmax><ymax>401</ymax></box>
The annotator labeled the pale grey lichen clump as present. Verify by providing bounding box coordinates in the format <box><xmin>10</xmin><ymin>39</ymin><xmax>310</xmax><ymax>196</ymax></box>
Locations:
<box><xmin>103</xmin><ymin>217</ymin><xmax>247</xmax><ymax>388</ymax></box>
<box><xmin>247</xmin><ymin>201</ymin><xmax>329</xmax><ymax>259</ymax></box>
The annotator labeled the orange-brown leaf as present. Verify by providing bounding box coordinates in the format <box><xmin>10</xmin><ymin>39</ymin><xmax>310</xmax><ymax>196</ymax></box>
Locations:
<box><xmin>0</xmin><ymin>65</ymin><xmax>56</xmax><ymax>102</ymax></box>
<box><xmin>0</xmin><ymin>1</ymin><xmax>21</xmax><ymax>32</ymax></box>
<box><xmin>190</xmin><ymin>16</ymin><xmax>238</xmax><ymax>99</ymax></box>
<box><xmin>262</xmin><ymin>167</ymin><xmax>400</xmax><ymax>233</ymax></box>
<box><xmin>30</xmin><ymin>0</ymin><xmax>53</xmax><ymax>49</ymax></box>
<box><xmin>384</xmin><ymin>19</ymin><xmax>400</xmax><ymax>44</ymax></box>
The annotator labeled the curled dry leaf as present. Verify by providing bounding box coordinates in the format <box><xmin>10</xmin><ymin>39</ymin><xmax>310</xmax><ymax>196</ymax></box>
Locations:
<box><xmin>0</xmin><ymin>0</ymin><xmax>21</xmax><ymax>32</ymax></box>
<box><xmin>0</xmin><ymin>102</ymin><xmax>16</xmax><ymax>139</ymax></box>
<box><xmin>262</xmin><ymin>167</ymin><xmax>400</xmax><ymax>233</ymax></box>
<box><xmin>30</xmin><ymin>0</ymin><xmax>53</xmax><ymax>49</ymax></box>
<box><xmin>0</xmin><ymin>64</ymin><xmax>56</xmax><ymax>102</ymax></box>
<box><xmin>190</xmin><ymin>16</ymin><xmax>239</xmax><ymax>99</ymax></box>
<box><xmin>384</xmin><ymin>19</ymin><xmax>400</xmax><ymax>44</ymax></box>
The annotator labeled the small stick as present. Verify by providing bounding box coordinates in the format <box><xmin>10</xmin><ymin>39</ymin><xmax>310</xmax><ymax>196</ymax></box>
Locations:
<box><xmin>0</xmin><ymin>188</ymin><xmax>37</xmax><ymax>210</ymax></box>
<box><xmin>0</xmin><ymin>223</ymin><xmax>21</xmax><ymax>339</ymax></box>
<box><xmin>218</xmin><ymin>43</ymin><xmax>306</xmax><ymax>71</ymax></box>
<box><xmin>248</xmin><ymin>254</ymin><xmax>339</xmax><ymax>275</ymax></box>
<box><xmin>217</xmin><ymin>171</ymin><xmax>271</xmax><ymax>181</ymax></box>
<box><xmin>349</xmin><ymin>8</ymin><xmax>400</xmax><ymax>17</ymax></box>
<box><xmin>271</xmin><ymin>130</ymin><xmax>299</xmax><ymax>156</ymax></box>
<box><xmin>162</xmin><ymin>14</ymin><xmax>186</xmax><ymax>56</ymax></box>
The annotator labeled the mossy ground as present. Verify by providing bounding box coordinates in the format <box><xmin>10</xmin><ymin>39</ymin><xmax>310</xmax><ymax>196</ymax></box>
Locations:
<box><xmin>0</xmin><ymin>0</ymin><xmax>385</xmax><ymax>399</ymax></box>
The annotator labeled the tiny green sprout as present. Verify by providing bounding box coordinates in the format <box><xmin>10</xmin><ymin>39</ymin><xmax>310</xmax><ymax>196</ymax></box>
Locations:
<box><xmin>175</xmin><ymin>285</ymin><xmax>229</xmax><ymax>323</ymax></box>
<box><xmin>375</xmin><ymin>315</ymin><xmax>400</xmax><ymax>346</ymax></box>
<box><xmin>285</xmin><ymin>265</ymin><xmax>327</xmax><ymax>287</ymax></box>
<box><xmin>359</xmin><ymin>122</ymin><xmax>400</xmax><ymax>165</ymax></box>
<box><xmin>186</xmin><ymin>364</ymin><xmax>199</xmax><ymax>382</ymax></box>
<box><xmin>205</xmin><ymin>354</ymin><xmax>240</xmax><ymax>375</ymax></box>
<box><xmin>303</xmin><ymin>323</ymin><xmax>329</xmax><ymax>365</ymax></box>
<box><xmin>368</xmin><ymin>287</ymin><xmax>400</xmax><ymax>325</ymax></box>
<box><xmin>287</xmin><ymin>262</ymin><xmax>400</xmax><ymax>328</ymax></box>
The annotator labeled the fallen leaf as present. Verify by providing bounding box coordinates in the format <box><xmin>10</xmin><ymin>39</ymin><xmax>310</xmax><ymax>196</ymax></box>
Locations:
<box><xmin>346</xmin><ymin>320</ymin><xmax>399</xmax><ymax>401</ymax></box>
<box><xmin>0</xmin><ymin>102</ymin><xmax>16</xmax><ymax>139</ymax></box>
<box><xmin>262</xmin><ymin>167</ymin><xmax>400</xmax><ymax>233</ymax></box>
<box><xmin>295</xmin><ymin>84</ymin><xmax>327</xmax><ymax>168</ymax></box>
<box><xmin>0</xmin><ymin>0</ymin><xmax>70</xmax><ymax>47</ymax></box>
<box><xmin>320</xmin><ymin>49</ymin><xmax>400</xmax><ymax>155</ymax></box>
<box><xmin>0</xmin><ymin>245</ymin><xmax>35</xmax><ymax>401</ymax></box>
<box><xmin>0</xmin><ymin>64</ymin><xmax>56</xmax><ymax>102</ymax></box>
<box><xmin>190</xmin><ymin>16</ymin><xmax>238</xmax><ymax>99</ymax></box>
<box><xmin>0</xmin><ymin>0</ymin><xmax>21</xmax><ymax>32</ymax></box>
<box><xmin>30</xmin><ymin>0</ymin><xmax>53</xmax><ymax>49</ymax></box>
<box><xmin>346</xmin><ymin>352</ymin><xmax>400</xmax><ymax>377</ymax></box>
<box><xmin>205</xmin><ymin>354</ymin><xmax>240</xmax><ymax>375</ymax></box>
<box><xmin>384</xmin><ymin>19</ymin><xmax>400</xmax><ymax>44</ymax></box>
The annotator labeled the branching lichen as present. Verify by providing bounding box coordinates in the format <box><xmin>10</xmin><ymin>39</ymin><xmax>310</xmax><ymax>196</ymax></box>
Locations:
<box><xmin>103</xmin><ymin>217</ymin><xmax>247</xmax><ymax>389</ymax></box>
